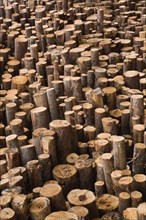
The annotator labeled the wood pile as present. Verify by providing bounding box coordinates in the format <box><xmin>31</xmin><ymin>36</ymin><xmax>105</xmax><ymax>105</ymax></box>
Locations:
<box><xmin>0</xmin><ymin>0</ymin><xmax>146</xmax><ymax>219</ymax></box>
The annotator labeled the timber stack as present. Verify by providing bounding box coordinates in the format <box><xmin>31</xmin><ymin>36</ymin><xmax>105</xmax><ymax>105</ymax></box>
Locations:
<box><xmin>0</xmin><ymin>0</ymin><xmax>146</xmax><ymax>219</ymax></box>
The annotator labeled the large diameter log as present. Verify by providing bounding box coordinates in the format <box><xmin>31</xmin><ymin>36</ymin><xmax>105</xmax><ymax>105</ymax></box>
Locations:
<box><xmin>49</xmin><ymin>120</ymin><xmax>78</xmax><ymax>163</ymax></box>
<box><xmin>96</xmin><ymin>194</ymin><xmax>119</xmax><ymax>216</ymax></box>
<box><xmin>137</xmin><ymin>203</ymin><xmax>146</xmax><ymax>219</ymax></box>
<box><xmin>123</xmin><ymin>207</ymin><xmax>138</xmax><ymax>220</ymax></box>
<box><xmin>0</xmin><ymin>208</ymin><xmax>16</xmax><ymax>220</ymax></box>
<box><xmin>75</xmin><ymin>159</ymin><xmax>95</xmax><ymax>191</ymax></box>
<box><xmin>44</xmin><ymin>211</ymin><xmax>78</xmax><ymax>220</ymax></box>
<box><xmin>40</xmin><ymin>183</ymin><xmax>66</xmax><ymax>211</ymax></box>
<box><xmin>29</xmin><ymin>197</ymin><xmax>51</xmax><ymax>220</ymax></box>
<box><xmin>68</xmin><ymin>206</ymin><xmax>89</xmax><ymax>220</ymax></box>
<box><xmin>11</xmin><ymin>194</ymin><xmax>29</xmax><ymax>220</ymax></box>
<box><xmin>67</xmin><ymin>189</ymin><xmax>98</xmax><ymax>218</ymax></box>
<box><xmin>53</xmin><ymin>164</ymin><xmax>79</xmax><ymax>195</ymax></box>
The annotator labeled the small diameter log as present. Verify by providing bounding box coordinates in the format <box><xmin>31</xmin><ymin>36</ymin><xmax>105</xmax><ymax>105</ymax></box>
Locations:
<box><xmin>5</xmin><ymin>149</ymin><xmax>21</xmax><ymax>169</ymax></box>
<box><xmin>95</xmin><ymin>108</ymin><xmax>106</xmax><ymax>135</ymax></box>
<box><xmin>96</xmin><ymin>194</ymin><xmax>119</xmax><ymax>216</ymax></box>
<box><xmin>38</xmin><ymin>154</ymin><xmax>51</xmax><ymax>183</ymax></box>
<box><xmin>75</xmin><ymin>159</ymin><xmax>95</xmax><ymax>191</ymax></box>
<box><xmin>29</xmin><ymin>197</ymin><xmax>51</xmax><ymax>220</ymax></box>
<box><xmin>119</xmin><ymin>192</ymin><xmax>131</xmax><ymax>214</ymax></box>
<box><xmin>41</xmin><ymin>136</ymin><xmax>57</xmax><ymax>167</ymax></box>
<box><xmin>71</xmin><ymin>77</ymin><xmax>83</xmax><ymax>101</ymax></box>
<box><xmin>131</xmin><ymin>191</ymin><xmax>143</xmax><ymax>208</ymax></box>
<box><xmin>53</xmin><ymin>164</ymin><xmax>79</xmax><ymax>196</ymax></box>
<box><xmin>26</xmin><ymin>160</ymin><xmax>43</xmax><ymax>190</ymax></box>
<box><xmin>112</xmin><ymin>136</ymin><xmax>126</xmax><ymax>170</ymax></box>
<box><xmin>137</xmin><ymin>203</ymin><xmax>146</xmax><ymax>219</ymax></box>
<box><xmin>0</xmin><ymin>179</ymin><xmax>9</xmax><ymax>193</ymax></box>
<box><xmin>91</xmin><ymin>48</ymin><xmax>99</xmax><ymax>67</ymax></box>
<box><xmin>11</xmin><ymin>194</ymin><xmax>29</xmax><ymax>220</ymax></box>
<box><xmin>83</xmin><ymin>102</ymin><xmax>94</xmax><ymax>125</ymax></box>
<box><xmin>93</xmin><ymin>139</ymin><xmax>110</xmax><ymax>158</ymax></box>
<box><xmin>11</xmin><ymin>76</ymin><xmax>28</xmax><ymax>93</ymax></box>
<box><xmin>14</xmin><ymin>37</ymin><xmax>28</xmax><ymax>60</ymax></box>
<box><xmin>95</xmin><ymin>156</ymin><xmax>105</xmax><ymax>182</ymax></box>
<box><xmin>10</xmin><ymin>119</ymin><xmax>24</xmax><ymax>136</ymax></box>
<box><xmin>102</xmin><ymin>117</ymin><xmax>119</xmax><ymax>135</ymax></box>
<box><xmin>133</xmin><ymin>174</ymin><xmax>146</xmax><ymax>200</ymax></box>
<box><xmin>33</xmin><ymin>91</ymin><xmax>49</xmax><ymax>108</ymax></box>
<box><xmin>85</xmin><ymin>88</ymin><xmax>104</xmax><ymax>108</ymax></box>
<box><xmin>102</xmin><ymin>153</ymin><xmax>114</xmax><ymax>194</ymax></box>
<box><xmin>40</xmin><ymin>183</ymin><xmax>66</xmax><ymax>211</ymax></box>
<box><xmin>67</xmin><ymin>189</ymin><xmax>98</xmax><ymax>219</ymax></box>
<box><xmin>31</xmin><ymin>107</ymin><xmax>50</xmax><ymax>130</ymax></box>
<box><xmin>44</xmin><ymin>211</ymin><xmax>78</xmax><ymax>220</ymax></box>
<box><xmin>123</xmin><ymin>207</ymin><xmax>138</xmax><ymax>220</ymax></box>
<box><xmin>83</xmin><ymin>126</ymin><xmax>96</xmax><ymax>142</ymax></box>
<box><xmin>49</xmin><ymin>120</ymin><xmax>77</xmax><ymax>163</ymax></box>
<box><xmin>46</xmin><ymin>88</ymin><xmax>60</xmax><ymax>120</ymax></box>
<box><xmin>66</xmin><ymin>153</ymin><xmax>79</xmax><ymax>165</ymax></box>
<box><xmin>32</xmin><ymin>128</ymin><xmax>47</xmax><ymax>156</ymax></box>
<box><xmin>6</xmin><ymin>134</ymin><xmax>19</xmax><ymax>149</ymax></box>
<box><xmin>6</xmin><ymin>103</ymin><xmax>18</xmax><ymax>125</ymax></box>
<box><xmin>102</xmin><ymin>87</ymin><xmax>117</xmax><ymax>110</ymax></box>
<box><xmin>20</xmin><ymin>144</ymin><xmax>36</xmax><ymax>166</ymax></box>
<box><xmin>68</xmin><ymin>206</ymin><xmax>89</xmax><ymax>220</ymax></box>
<box><xmin>0</xmin><ymin>208</ymin><xmax>16</xmax><ymax>220</ymax></box>
<box><xmin>132</xmin><ymin>143</ymin><xmax>146</xmax><ymax>175</ymax></box>
<box><xmin>0</xmin><ymin>160</ymin><xmax>7</xmax><ymax>179</ymax></box>
<box><xmin>130</xmin><ymin>94</ymin><xmax>144</xmax><ymax>124</ymax></box>
<box><xmin>111</xmin><ymin>170</ymin><xmax>123</xmax><ymax>195</ymax></box>
<box><xmin>94</xmin><ymin>181</ymin><xmax>106</xmax><ymax>197</ymax></box>
<box><xmin>133</xmin><ymin>124</ymin><xmax>145</xmax><ymax>144</ymax></box>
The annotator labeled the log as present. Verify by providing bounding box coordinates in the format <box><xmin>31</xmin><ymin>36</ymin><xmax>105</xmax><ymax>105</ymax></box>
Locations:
<box><xmin>49</xmin><ymin>120</ymin><xmax>78</xmax><ymax>163</ymax></box>
<box><xmin>102</xmin><ymin>153</ymin><xmax>114</xmax><ymax>194</ymax></box>
<box><xmin>44</xmin><ymin>211</ymin><xmax>78</xmax><ymax>220</ymax></box>
<box><xmin>68</xmin><ymin>206</ymin><xmax>89</xmax><ymax>220</ymax></box>
<box><xmin>31</xmin><ymin>107</ymin><xmax>50</xmax><ymax>130</ymax></box>
<box><xmin>53</xmin><ymin>164</ymin><xmax>79</xmax><ymax>195</ymax></box>
<box><xmin>123</xmin><ymin>208</ymin><xmax>138</xmax><ymax>220</ymax></box>
<box><xmin>75</xmin><ymin>159</ymin><xmax>95</xmax><ymax>191</ymax></box>
<box><xmin>0</xmin><ymin>208</ymin><xmax>16</xmax><ymax>220</ymax></box>
<box><xmin>67</xmin><ymin>189</ymin><xmax>98</xmax><ymax>218</ymax></box>
<box><xmin>29</xmin><ymin>197</ymin><xmax>51</xmax><ymax>220</ymax></box>
<box><xmin>96</xmin><ymin>194</ymin><xmax>119</xmax><ymax>216</ymax></box>
<box><xmin>11</xmin><ymin>194</ymin><xmax>29</xmax><ymax>220</ymax></box>
<box><xmin>137</xmin><ymin>203</ymin><xmax>146</xmax><ymax>219</ymax></box>
<box><xmin>40</xmin><ymin>183</ymin><xmax>66</xmax><ymax>211</ymax></box>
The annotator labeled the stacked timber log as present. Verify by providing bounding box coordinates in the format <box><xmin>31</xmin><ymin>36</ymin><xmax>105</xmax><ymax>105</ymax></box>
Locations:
<box><xmin>0</xmin><ymin>0</ymin><xmax>146</xmax><ymax>219</ymax></box>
